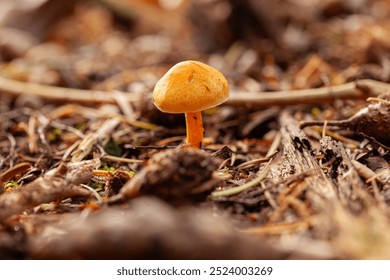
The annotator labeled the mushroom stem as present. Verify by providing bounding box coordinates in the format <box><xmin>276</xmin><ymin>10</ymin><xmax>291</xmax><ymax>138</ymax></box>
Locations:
<box><xmin>185</xmin><ymin>111</ymin><xmax>204</xmax><ymax>148</ymax></box>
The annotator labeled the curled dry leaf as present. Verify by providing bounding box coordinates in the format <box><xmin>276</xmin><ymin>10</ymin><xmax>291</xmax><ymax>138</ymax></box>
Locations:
<box><xmin>301</xmin><ymin>98</ymin><xmax>390</xmax><ymax>146</ymax></box>
<box><xmin>0</xmin><ymin>162</ymin><xmax>32</xmax><ymax>194</ymax></box>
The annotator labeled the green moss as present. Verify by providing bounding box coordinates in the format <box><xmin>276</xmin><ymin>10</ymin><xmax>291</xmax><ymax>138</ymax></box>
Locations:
<box><xmin>47</xmin><ymin>128</ymin><xmax>63</xmax><ymax>141</ymax></box>
<box><xmin>4</xmin><ymin>180</ymin><xmax>20</xmax><ymax>190</ymax></box>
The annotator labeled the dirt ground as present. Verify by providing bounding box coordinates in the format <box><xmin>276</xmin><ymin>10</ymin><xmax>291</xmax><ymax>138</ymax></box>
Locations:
<box><xmin>0</xmin><ymin>0</ymin><xmax>389</xmax><ymax>259</ymax></box>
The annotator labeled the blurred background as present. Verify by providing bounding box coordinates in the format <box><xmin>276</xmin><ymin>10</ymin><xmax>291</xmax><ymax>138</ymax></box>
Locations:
<box><xmin>1</xmin><ymin>0</ymin><xmax>390</xmax><ymax>94</ymax></box>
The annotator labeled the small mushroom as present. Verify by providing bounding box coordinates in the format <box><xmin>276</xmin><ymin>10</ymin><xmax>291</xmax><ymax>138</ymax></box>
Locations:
<box><xmin>153</xmin><ymin>60</ymin><xmax>229</xmax><ymax>148</ymax></box>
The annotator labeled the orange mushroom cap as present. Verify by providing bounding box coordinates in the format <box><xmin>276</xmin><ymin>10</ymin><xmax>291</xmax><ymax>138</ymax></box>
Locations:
<box><xmin>152</xmin><ymin>60</ymin><xmax>229</xmax><ymax>113</ymax></box>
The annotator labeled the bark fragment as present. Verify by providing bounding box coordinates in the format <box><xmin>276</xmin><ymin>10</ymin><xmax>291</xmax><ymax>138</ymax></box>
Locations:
<box><xmin>0</xmin><ymin>159</ymin><xmax>100</xmax><ymax>221</ymax></box>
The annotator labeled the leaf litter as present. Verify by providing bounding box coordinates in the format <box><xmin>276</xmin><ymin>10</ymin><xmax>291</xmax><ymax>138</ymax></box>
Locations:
<box><xmin>0</xmin><ymin>0</ymin><xmax>389</xmax><ymax>259</ymax></box>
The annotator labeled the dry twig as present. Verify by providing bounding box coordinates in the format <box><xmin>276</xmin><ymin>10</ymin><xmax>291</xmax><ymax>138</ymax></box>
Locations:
<box><xmin>0</xmin><ymin>159</ymin><xmax>100</xmax><ymax>221</ymax></box>
<box><xmin>1</xmin><ymin>76</ymin><xmax>389</xmax><ymax>106</ymax></box>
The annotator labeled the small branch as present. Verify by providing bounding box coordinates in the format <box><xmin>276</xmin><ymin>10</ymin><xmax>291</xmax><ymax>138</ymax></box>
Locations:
<box><xmin>228</xmin><ymin>79</ymin><xmax>388</xmax><ymax>106</ymax></box>
<box><xmin>0</xmin><ymin>159</ymin><xmax>100</xmax><ymax>221</ymax></box>
<box><xmin>1</xmin><ymin>76</ymin><xmax>389</xmax><ymax>107</ymax></box>
<box><xmin>0</xmin><ymin>76</ymin><xmax>126</xmax><ymax>104</ymax></box>
<box><xmin>124</xmin><ymin>145</ymin><xmax>177</xmax><ymax>150</ymax></box>
<box><xmin>102</xmin><ymin>154</ymin><xmax>144</xmax><ymax>164</ymax></box>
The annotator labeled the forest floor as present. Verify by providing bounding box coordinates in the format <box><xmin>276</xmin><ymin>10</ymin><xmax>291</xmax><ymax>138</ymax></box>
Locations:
<box><xmin>0</xmin><ymin>0</ymin><xmax>389</xmax><ymax>259</ymax></box>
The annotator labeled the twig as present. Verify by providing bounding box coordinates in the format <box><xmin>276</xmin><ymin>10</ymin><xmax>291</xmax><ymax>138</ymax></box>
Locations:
<box><xmin>228</xmin><ymin>79</ymin><xmax>389</xmax><ymax>106</ymax></box>
<box><xmin>269</xmin><ymin>179</ymin><xmax>309</xmax><ymax>223</ymax></box>
<box><xmin>80</xmin><ymin>184</ymin><xmax>103</xmax><ymax>203</ymax></box>
<box><xmin>211</xmin><ymin>158</ymin><xmax>272</xmax><ymax>197</ymax></box>
<box><xmin>235</xmin><ymin>157</ymin><xmax>271</xmax><ymax>170</ymax></box>
<box><xmin>235</xmin><ymin>150</ymin><xmax>278</xmax><ymax>170</ymax></box>
<box><xmin>102</xmin><ymin>154</ymin><xmax>144</xmax><ymax>163</ymax></box>
<box><xmin>124</xmin><ymin>145</ymin><xmax>177</xmax><ymax>150</ymax></box>
<box><xmin>0</xmin><ymin>159</ymin><xmax>100</xmax><ymax>221</ymax></box>
<box><xmin>1</xmin><ymin>76</ymin><xmax>389</xmax><ymax>106</ymax></box>
<box><xmin>242</xmin><ymin>217</ymin><xmax>313</xmax><ymax>235</ymax></box>
<box><xmin>27</xmin><ymin>115</ymin><xmax>39</xmax><ymax>154</ymax></box>
<box><xmin>304</xmin><ymin>125</ymin><xmax>361</xmax><ymax>146</ymax></box>
<box><xmin>4</xmin><ymin>133</ymin><xmax>16</xmax><ymax>166</ymax></box>
<box><xmin>0</xmin><ymin>76</ymin><xmax>128</xmax><ymax>104</ymax></box>
<box><xmin>266</xmin><ymin>132</ymin><xmax>281</xmax><ymax>157</ymax></box>
<box><xmin>366</xmin><ymin>169</ymin><xmax>390</xmax><ymax>184</ymax></box>
<box><xmin>112</xmin><ymin>91</ymin><xmax>136</xmax><ymax>118</ymax></box>
<box><xmin>71</xmin><ymin>118</ymin><xmax>120</xmax><ymax>162</ymax></box>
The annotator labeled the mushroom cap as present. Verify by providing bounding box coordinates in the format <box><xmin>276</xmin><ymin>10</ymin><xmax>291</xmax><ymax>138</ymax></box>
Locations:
<box><xmin>152</xmin><ymin>60</ymin><xmax>229</xmax><ymax>113</ymax></box>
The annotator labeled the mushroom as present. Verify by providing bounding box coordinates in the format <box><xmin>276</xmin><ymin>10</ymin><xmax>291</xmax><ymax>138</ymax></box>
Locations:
<box><xmin>153</xmin><ymin>60</ymin><xmax>229</xmax><ymax>148</ymax></box>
